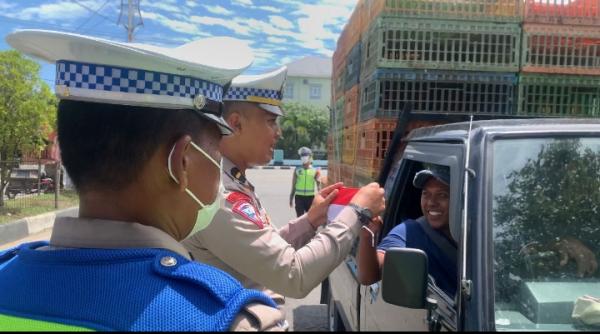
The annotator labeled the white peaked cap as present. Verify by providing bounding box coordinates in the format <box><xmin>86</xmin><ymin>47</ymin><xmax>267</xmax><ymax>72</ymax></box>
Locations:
<box><xmin>223</xmin><ymin>66</ymin><xmax>287</xmax><ymax>116</ymax></box>
<box><xmin>6</xmin><ymin>29</ymin><xmax>256</xmax><ymax>135</ymax></box>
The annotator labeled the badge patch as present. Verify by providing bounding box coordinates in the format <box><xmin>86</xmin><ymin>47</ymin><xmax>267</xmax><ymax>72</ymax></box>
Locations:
<box><xmin>232</xmin><ymin>201</ymin><xmax>264</xmax><ymax>229</ymax></box>
<box><xmin>226</xmin><ymin>191</ymin><xmax>252</xmax><ymax>204</ymax></box>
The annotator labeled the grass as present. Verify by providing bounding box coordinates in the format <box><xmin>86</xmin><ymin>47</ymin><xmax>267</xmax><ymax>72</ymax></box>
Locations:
<box><xmin>0</xmin><ymin>190</ymin><xmax>79</xmax><ymax>224</ymax></box>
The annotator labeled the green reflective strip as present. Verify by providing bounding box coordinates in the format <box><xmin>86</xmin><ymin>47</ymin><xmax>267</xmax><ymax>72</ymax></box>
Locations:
<box><xmin>0</xmin><ymin>314</ymin><xmax>94</xmax><ymax>331</ymax></box>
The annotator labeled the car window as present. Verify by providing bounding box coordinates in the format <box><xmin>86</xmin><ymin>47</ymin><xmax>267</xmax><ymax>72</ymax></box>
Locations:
<box><xmin>492</xmin><ymin>137</ymin><xmax>600</xmax><ymax>331</ymax></box>
<box><xmin>382</xmin><ymin>159</ymin><xmax>459</xmax><ymax>303</ymax></box>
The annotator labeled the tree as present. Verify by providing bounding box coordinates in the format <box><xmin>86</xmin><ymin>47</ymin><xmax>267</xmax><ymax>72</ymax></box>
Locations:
<box><xmin>493</xmin><ymin>139</ymin><xmax>600</xmax><ymax>293</ymax></box>
<box><xmin>0</xmin><ymin>50</ymin><xmax>57</xmax><ymax>206</ymax></box>
<box><xmin>277</xmin><ymin>102</ymin><xmax>329</xmax><ymax>159</ymax></box>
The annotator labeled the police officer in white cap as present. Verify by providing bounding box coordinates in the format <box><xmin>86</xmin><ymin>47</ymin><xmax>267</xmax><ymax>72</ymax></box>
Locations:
<box><xmin>0</xmin><ymin>30</ymin><xmax>284</xmax><ymax>331</ymax></box>
<box><xmin>182</xmin><ymin>66</ymin><xmax>386</xmax><ymax>313</ymax></box>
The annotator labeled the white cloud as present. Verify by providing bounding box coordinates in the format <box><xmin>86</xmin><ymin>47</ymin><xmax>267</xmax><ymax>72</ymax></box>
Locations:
<box><xmin>269</xmin><ymin>16</ymin><xmax>294</xmax><ymax>30</ymax></box>
<box><xmin>202</xmin><ymin>5</ymin><xmax>234</xmax><ymax>16</ymax></box>
<box><xmin>189</xmin><ymin>16</ymin><xmax>253</xmax><ymax>36</ymax></box>
<box><xmin>258</xmin><ymin>6</ymin><xmax>282</xmax><ymax>13</ymax></box>
<box><xmin>232</xmin><ymin>0</ymin><xmax>254</xmax><ymax>6</ymax></box>
<box><xmin>0</xmin><ymin>0</ymin><xmax>15</xmax><ymax>11</ymax></box>
<box><xmin>142</xmin><ymin>11</ymin><xmax>202</xmax><ymax>35</ymax></box>
<box><xmin>267</xmin><ymin>36</ymin><xmax>287</xmax><ymax>44</ymax></box>
<box><xmin>186</xmin><ymin>1</ymin><xmax>198</xmax><ymax>8</ymax></box>
<box><xmin>292</xmin><ymin>2</ymin><xmax>355</xmax><ymax>47</ymax></box>
<box><xmin>144</xmin><ymin>2</ymin><xmax>183</xmax><ymax>13</ymax></box>
<box><xmin>13</xmin><ymin>1</ymin><xmax>88</xmax><ymax>21</ymax></box>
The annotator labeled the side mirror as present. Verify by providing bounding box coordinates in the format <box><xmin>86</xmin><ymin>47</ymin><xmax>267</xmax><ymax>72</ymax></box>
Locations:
<box><xmin>382</xmin><ymin>248</ymin><xmax>428</xmax><ymax>309</ymax></box>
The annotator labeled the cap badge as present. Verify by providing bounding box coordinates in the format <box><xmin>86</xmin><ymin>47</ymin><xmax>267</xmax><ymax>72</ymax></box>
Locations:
<box><xmin>193</xmin><ymin>94</ymin><xmax>207</xmax><ymax>110</ymax></box>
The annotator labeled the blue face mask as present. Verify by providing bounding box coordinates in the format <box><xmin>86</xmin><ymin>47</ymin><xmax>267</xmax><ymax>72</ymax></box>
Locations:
<box><xmin>167</xmin><ymin>141</ymin><xmax>223</xmax><ymax>238</ymax></box>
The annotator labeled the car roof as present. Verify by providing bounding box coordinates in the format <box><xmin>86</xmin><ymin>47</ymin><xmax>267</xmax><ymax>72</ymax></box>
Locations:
<box><xmin>406</xmin><ymin>118</ymin><xmax>600</xmax><ymax>143</ymax></box>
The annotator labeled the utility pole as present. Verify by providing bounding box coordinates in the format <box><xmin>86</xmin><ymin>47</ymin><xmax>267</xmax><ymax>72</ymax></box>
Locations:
<box><xmin>117</xmin><ymin>0</ymin><xmax>143</xmax><ymax>42</ymax></box>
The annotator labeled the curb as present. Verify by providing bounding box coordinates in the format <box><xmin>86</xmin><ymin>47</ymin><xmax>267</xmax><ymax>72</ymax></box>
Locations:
<box><xmin>0</xmin><ymin>206</ymin><xmax>79</xmax><ymax>245</ymax></box>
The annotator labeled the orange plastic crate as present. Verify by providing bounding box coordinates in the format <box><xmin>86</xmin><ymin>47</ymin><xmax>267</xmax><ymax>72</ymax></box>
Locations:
<box><xmin>344</xmin><ymin>85</ymin><xmax>360</xmax><ymax>128</ymax></box>
<box><xmin>525</xmin><ymin>0</ymin><xmax>600</xmax><ymax>26</ymax></box>
<box><xmin>522</xmin><ymin>23</ymin><xmax>600</xmax><ymax>75</ymax></box>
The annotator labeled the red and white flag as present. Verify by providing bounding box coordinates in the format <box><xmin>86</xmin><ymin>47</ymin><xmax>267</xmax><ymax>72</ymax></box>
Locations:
<box><xmin>327</xmin><ymin>187</ymin><xmax>359</xmax><ymax>223</ymax></box>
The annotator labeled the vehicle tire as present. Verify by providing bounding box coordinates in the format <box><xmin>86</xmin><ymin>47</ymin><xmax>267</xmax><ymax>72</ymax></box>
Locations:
<box><xmin>327</xmin><ymin>286</ymin><xmax>345</xmax><ymax>332</ymax></box>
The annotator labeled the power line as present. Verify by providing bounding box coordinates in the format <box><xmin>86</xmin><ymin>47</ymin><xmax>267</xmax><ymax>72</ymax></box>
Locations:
<box><xmin>72</xmin><ymin>0</ymin><xmax>114</xmax><ymax>23</ymax></box>
<box><xmin>75</xmin><ymin>0</ymin><xmax>113</xmax><ymax>32</ymax></box>
<box><xmin>0</xmin><ymin>15</ymin><xmax>177</xmax><ymax>45</ymax></box>
<box><xmin>117</xmin><ymin>0</ymin><xmax>143</xmax><ymax>42</ymax></box>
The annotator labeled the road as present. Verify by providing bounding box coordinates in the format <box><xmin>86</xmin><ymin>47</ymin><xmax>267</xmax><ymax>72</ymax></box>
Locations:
<box><xmin>0</xmin><ymin>168</ymin><xmax>329</xmax><ymax>331</ymax></box>
<box><xmin>247</xmin><ymin>168</ymin><xmax>329</xmax><ymax>331</ymax></box>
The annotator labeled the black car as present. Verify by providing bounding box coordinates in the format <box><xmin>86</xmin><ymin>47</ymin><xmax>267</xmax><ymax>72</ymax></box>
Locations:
<box><xmin>326</xmin><ymin>118</ymin><xmax>600</xmax><ymax>331</ymax></box>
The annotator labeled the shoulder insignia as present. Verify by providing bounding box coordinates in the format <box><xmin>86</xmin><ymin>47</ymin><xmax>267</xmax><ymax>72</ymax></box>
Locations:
<box><xmin>226</xmin><ymin>191</ymin><xmax>252</xmax><ymax>204</ymax></box>
<box><xmin>232</xmin><ymin>201</ymin><xmax>264</xmax><ymax>229</ymax></box>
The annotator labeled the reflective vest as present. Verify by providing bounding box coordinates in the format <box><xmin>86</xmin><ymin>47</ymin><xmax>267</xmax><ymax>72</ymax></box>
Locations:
<box><xmin>0</xmin><ymin>241</ymin><xmax>277</xmax><ymax>331</ymax></box>
<box><xmin>295</xmin><ymin>167</ymin><xmax>317</xmax><ymax>196</ymax></box>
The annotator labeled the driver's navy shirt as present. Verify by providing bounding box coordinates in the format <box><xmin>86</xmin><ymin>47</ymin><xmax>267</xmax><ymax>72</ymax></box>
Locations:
<box><xmin>377</xmin><ymin>219</ymin><xmax>458</xmax><ymax>297</ymax></box>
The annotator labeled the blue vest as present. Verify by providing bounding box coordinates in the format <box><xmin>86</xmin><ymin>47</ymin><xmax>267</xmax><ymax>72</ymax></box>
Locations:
<box><xmin>378</xmin><ymin>220</ymin><xmax>458</xmax><ymax>297</ymax></box>
<box><xmin>0</xmin><ymin>241</ymin><xmax>277</xmax><ymax>331</ymax></box>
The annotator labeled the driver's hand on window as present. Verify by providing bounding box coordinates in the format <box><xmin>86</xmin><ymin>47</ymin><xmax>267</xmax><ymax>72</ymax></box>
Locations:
<box><xmin>553</xmin><ymin>237</ymin><xmax>598</xmax><ymax>278</ymax></box>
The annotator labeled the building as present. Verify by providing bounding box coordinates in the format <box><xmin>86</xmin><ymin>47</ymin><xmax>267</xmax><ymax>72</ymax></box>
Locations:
<box><xmin>282</xmin><ymin>56</ymin><xmax>332</xmax><ymax>109</ymax></box>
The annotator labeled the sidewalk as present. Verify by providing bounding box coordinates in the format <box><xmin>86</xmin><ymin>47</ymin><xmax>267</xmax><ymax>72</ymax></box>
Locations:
<box><xmin>0</xmin><ymin>206</ymin><xmax>78</xmax><ymax>249</ymax></box>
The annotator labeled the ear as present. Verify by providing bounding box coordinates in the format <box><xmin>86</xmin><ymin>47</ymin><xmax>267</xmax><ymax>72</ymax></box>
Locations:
<box><xmin>168</xmin><ymin>135</ymin><xmax>192</xmax><ymax>192</ymax></box>
<box><xmin>226</xmin><ymin>111</ymin><xmax>243</xmax><ymax>132</ymax></box>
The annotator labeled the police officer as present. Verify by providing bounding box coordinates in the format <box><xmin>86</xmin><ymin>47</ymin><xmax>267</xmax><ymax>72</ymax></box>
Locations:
<box><xmin>183</xmin><ymin>66</ymin><xmax>386</xmax><ymax>310</ymax></box>
<box><xmin>290</xmin><ymin>146</ymin><xmax>321</xmax><ymax>217</ymax></box>
<box><xmin>0</xmin><ymin>30</ymin><xmax>284</xmax><ymax>331</ymax></box>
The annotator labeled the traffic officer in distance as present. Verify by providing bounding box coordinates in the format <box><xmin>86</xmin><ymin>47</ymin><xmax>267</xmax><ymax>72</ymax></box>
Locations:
<box><xmin>182</xmin><ymin>66</ymin><xmax>386</xmax><ymax>313</ymax></box>
<box><xmin>0</xmin><ymin>30</ymin><xmax>285</xmax><ymax>331</ymax></box>
<box><xmin>290</xmin><ymin>146</ymin><xmax>322</xmax><ymax>217</ymax></box>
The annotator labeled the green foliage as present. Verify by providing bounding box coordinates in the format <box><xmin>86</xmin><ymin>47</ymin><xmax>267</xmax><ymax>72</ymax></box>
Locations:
<box><xmin>276</xmin><ymin>102</ymin><xmax>329</xmax><ymax>159</ymax></box>
<box><xmin>493</xmin><ymin>139</ymin><xmax>600</xmax><ymax>293</ymax></box>
<box><xmin>0</xmin><ymin>50</ymin><xmax>57</xmax><ymax>206</ymax></box>
<box><xmin>494</xmin><ymin>139</ymin><xmax>600</xmax><ymax>244</ymax></box>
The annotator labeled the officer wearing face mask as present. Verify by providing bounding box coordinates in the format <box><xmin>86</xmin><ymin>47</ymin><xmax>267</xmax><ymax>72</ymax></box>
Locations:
<box><xmin>0</xmin><ymin>30</ymin><xmax>285</xmax><ymax>331</ymax></box>
<box><xmin>183</xmin><ymin>66</ymin><xmax>386</xmax><ymax>315</ymax></box>
<box><xmin>290</xmin><ymin>146</ymin><xmax>321</xmax><ymax>217</ymax></box>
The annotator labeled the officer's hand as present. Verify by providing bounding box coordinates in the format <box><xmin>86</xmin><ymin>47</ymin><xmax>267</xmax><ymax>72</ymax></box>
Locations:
<box><xmin>307</xmin><ymin>182</ymin><xmax>343</xmax><ymax>229</ymax></box>
<box><xmin>350</xmin><ymin>182</ymin><xmax>385</xmax><ymax>217</ymax></box>
<box><xmin>553</xmin><ymin>237</ymin><xmax>598</xmax><ymax>278</ymax></box>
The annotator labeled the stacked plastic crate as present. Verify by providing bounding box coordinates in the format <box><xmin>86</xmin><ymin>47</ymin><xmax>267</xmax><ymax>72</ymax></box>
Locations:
<box><xmin>350</xmin><ymin>0</ymin><xmax>523</xmax><ymax>183</ymax></box>
<box><xmin>519</xmin><ymin>0</ymin><xmax>600</xmax><ymax>117</ymax></box>
<box><xmin>329</xmin><ymin>0</ymin><xmax>371</xmax><ymax>185</ymax></box>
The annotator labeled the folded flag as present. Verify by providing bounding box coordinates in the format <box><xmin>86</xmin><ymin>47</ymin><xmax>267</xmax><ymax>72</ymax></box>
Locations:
<box><xmin>327</xmin><ymin>187</ymin><xmax>359</xmax><ymax>223</ymax></box>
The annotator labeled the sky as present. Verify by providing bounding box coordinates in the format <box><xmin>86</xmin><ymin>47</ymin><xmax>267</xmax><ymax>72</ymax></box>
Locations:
<box><xmin>0</xmin><ymin>0</ymin><xmax>358</xmax><ymax>86</ymax></box>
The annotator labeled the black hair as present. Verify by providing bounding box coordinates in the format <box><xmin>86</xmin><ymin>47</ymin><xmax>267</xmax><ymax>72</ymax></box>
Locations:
<box><xmin>57</xmin><ymin>100</ymin><xmax>211</xmax><ymax>192</ymax></box>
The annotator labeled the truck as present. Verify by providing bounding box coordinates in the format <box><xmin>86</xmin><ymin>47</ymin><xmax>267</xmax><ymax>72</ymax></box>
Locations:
<box><xmin>325</xmin><ymin>118</ymin><xmax>600</xmax><ymax>331</ymax></box>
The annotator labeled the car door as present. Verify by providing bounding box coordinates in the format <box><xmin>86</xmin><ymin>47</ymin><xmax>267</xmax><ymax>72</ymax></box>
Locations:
<box><xmin>328</xmin><ymin>238</ymin><xmax>361</xmax><ymax>330</ymax></box>
<box><xmin>360</xmin><ymin>142</ymin><xmax>463</xmax><ymax>331</ymax></box>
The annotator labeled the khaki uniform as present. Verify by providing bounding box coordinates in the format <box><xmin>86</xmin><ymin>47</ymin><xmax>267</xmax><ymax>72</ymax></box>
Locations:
<box><xmin>49</xmin><ymin>217</ymin><xmax>287</xmax><ymax>331</ymax></box>
<box><xmin>183</xmin><ymin>158</ymin><xmax>361</xmax><ymax>301</ymax></box>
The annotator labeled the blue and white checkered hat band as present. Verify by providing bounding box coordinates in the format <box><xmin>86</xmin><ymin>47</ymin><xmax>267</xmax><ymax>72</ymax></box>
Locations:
<box><xmin>56</xmin><ymin>60</ymin><xmax>223</xmax><ymax>106</ymax></box>
<box><xmin>223</xmin><ymin>87</ymin><xmax>282</xmax><ymax>104</ymax></box>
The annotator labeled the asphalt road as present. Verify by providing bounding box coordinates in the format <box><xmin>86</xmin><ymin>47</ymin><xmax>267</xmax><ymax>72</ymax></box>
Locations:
<box><xmin>246</xmin><ymin>168</ymin><xmax>329</xmax><ymax>331</ymax></box>
<box><xmin>0</xmin><ymin>168</ymin><xmax>329</xmax><ymax>331</ymax></box>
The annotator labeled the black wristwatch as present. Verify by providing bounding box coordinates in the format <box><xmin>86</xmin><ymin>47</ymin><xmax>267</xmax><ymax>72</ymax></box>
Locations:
<box><xmin>348</xmin><ymin>203</ymin><xmax>373</xmax><ymax>225</ymax></box>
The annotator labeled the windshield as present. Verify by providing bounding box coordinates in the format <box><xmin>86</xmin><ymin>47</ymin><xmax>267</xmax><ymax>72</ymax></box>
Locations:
<box><xmin>492</xmin><ymin>137</ymin><xmax>600</xmax><ymax>331</ymax></box>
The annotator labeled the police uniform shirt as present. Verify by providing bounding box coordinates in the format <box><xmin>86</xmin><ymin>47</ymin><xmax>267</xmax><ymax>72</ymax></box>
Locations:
<box><xmin>183</xmin><ymin>157</ymin><xmax>362</xmax><ymax>300</ymax></box>
<box><xmin>49</xmin><ymin>217</ymin><xmax>287</xmax><ymax>331</ymax></box>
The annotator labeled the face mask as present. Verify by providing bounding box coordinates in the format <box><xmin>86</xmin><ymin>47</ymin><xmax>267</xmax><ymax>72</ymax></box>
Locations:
<box><xmin>168</xmin><ymin>141</ymin><xmax>223</xmax><ymax>238</ymax></box>
<box><xmin>301</xmin><ymin>156</ymin><xmax>311</xmax><ymax>164</ymax></box>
